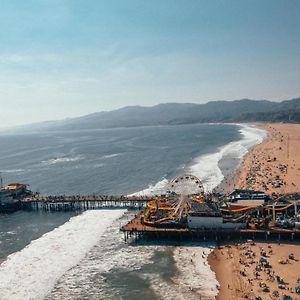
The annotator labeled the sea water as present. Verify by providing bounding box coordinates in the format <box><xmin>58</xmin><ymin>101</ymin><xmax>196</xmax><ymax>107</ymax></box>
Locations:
<box><xmin>0</xmin><ymin>123</ymin><xmax>266</xmax><ymax>299</ymax></box>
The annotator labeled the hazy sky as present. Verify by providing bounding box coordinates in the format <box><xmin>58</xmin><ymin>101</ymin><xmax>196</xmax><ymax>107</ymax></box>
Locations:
<box><xmin>0</xmin><ymin>0</ymin><xmax>300</xmax><ymax>127</ymax></box>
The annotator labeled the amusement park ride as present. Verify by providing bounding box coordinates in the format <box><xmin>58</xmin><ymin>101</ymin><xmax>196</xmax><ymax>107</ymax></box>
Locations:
<box><xmin>142</xmin><ymin>174</ymin><xmax>209</xmax><ymax>227</ymax></box>
<box><xmin>141</xmin><ymin>174</ymin><xmax>300</xmax><ymax>230</ymax></box>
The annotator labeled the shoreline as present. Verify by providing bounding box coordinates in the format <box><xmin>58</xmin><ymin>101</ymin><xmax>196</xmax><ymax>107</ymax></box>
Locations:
<box><xmin>214</xmin><ymin>123</ymin><xmax>267</xmax><ymax>194</ymax></box>
<box><xmin>209</xmin><ymin>123</ymin><xmax>300</xmax><ymax>299</ymax></box>
<box><xmin>235</xmin><ymin>123</ymin><xmax>300</xmax><ymax>195</ymax></box>
<box><xmin>131</xmin><ymin>123</ymin><xmax>266</xmax><ymax>196</ymax></box>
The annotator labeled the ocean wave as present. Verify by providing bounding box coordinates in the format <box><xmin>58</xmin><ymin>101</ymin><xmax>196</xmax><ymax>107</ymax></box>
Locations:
<box><xmin>129</xmin><ymin>124</ymin><xmax>266</xmax><ymax>195</ymax></box>
<box><xmin>0</xmin><ymin>209</ymin><xmax>125</xmax><ymax>300</ymax></box>
<box><xmin>172</xmin><ymin>245</ymin><xmax>218</xmax><ymax>299</ymax></box>
<box><xmin>128</xmin><ymin>177</ymin><xmax>169</xmax><ymax>196</ymax></box>
<box><xmin>45</xmin><ymin>212</ymin><xmax>218</xmax><ymax>300</ymax></box>
<box><xmin>189</xmin><ymin>124</ymin><xmax>266</xmax><ymax>192</ymax></box>
<box><xmin>46</xmin><ymin>212</ymin><xmax>161</xmax><ymax>299</ymax></box>
<box><xmin>142</xmin><ymin>245</ymin><xmax>218</xmax><ymax>300</ymax></box>
<box><xmin>41</xmin><ymin>155</ymin><xmax>84</xmax><ymax>166</ymax></box>
<box><xmin>0</xmin><ymin>168</ymin><xmax>25</xmax><ymax>173</ymax></box>
<box><xmin>102</xmin><ymin>153</ymin><xmax>121</xmax><ymax>159</ymax></box>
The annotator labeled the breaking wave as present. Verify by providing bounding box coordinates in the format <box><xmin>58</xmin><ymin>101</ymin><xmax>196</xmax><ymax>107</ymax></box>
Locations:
<box><xmin>45</xmin><ymin>213</ymin><xmax>218</xmax><ymax>300</ymax></box>
<box><xmin>0</xmin><ymin>210</ymin><xmax>125</xmax><ymax>300</ymax></box>
<box><xmin>129</xmin><ymin>124</ymin><xmax>266</xmax><ymax>195</ymax></box>
<box><xmin>189</xmin><ymin>124</ymin><xmax>266</xmax><ymax>191</ymax></box>
<box><xmin>170</xmin><ymin>245</ymin><xmax>218</xmax><ymax>299</ymax></box>
<box><xmin>128</xmin><ymin>178</ymin><xmax>169</xmax><ymax>196</ymax></box>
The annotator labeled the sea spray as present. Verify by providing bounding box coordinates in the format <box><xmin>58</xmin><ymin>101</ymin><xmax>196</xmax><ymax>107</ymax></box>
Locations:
<box><xmin>0</xmin><ymin>210</ymin><xmax>125</xmax><ymax>300</ymax></box>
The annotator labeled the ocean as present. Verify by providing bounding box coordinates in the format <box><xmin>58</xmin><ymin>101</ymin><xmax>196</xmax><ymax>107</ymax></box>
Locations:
<box><xmin>0</xmin><ymin>123</ymin><xmax>266</xmax><ymax>299</ymax></box>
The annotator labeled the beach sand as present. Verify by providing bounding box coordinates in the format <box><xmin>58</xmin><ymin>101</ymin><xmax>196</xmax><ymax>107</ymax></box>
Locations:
<box><xmin>209</xmin><ymin>123</ymin><xmax>300</xmax><ymax>299</ymax></box>
<box><xmin>208</xmin><ymin>241</ymin><xmax>300</xmax><ymax>300</ymax></box>
<box><xmin>235</xmin><ymin>123</ymin><xmax>300</xmax><ymax>195</ymax></box>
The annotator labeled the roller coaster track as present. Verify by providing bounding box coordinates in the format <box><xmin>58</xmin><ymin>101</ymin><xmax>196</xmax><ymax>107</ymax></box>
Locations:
<box><xmin>265</xmin><ymin>201</ymin><xmax>299</xmax><ymax>212</ymax></box>
<box><xmin>221</xmin><ymin>205</ymin><xmax>259</xmax><ymax>213</ymax></box>
<box><xmin>221</xmin><ymin>200</ymin><xmax>300</xmax><ymax>214</ymax></box>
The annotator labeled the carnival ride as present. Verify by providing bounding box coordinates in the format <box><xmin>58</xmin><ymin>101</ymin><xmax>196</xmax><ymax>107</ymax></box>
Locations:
<box><xmin>142</xmin><ymin>173</ymin><xmax>300</xmax><ymax>228</ymax></box>
<box><xmin>166</xmin><ymin>174</ymin><xmax>205</xmax><ymax>195</ymax></box>
<box><xmin>220</xmin><ymin>197</ymin><xmax>300</xmax><ymax>228</ymax></box>
<box><xmin>142</xmin><ymin>174</ymin><xmax>206</xmax><ymax>227</ymax></box>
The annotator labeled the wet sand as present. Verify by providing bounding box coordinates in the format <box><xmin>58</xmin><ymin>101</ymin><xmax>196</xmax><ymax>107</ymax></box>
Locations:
<box><xmin>235</xmin><ymin>123</ymin><xmax>300</xmax><ymax>195</ymax></box>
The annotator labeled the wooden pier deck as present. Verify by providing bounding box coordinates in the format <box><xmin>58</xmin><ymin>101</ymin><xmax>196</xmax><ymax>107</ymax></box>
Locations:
<box><xmin>21</xmin><ymin>195</ymin><xmax>153</xmax><ymax>211</ymax></box>
<box><xmin>121</xmin><ymin>215</ymin><xmax>300</xmax><ymax>242</ymax></box>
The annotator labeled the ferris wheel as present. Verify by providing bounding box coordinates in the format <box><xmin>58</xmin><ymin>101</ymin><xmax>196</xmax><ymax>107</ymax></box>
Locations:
<box><xmin>166</xmin><ymin>174</ymin><xmax>204</xmax><ymax>195</ymax></box>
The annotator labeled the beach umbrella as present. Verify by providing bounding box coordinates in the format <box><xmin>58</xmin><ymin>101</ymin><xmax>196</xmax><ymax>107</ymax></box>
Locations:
<box><xmin>259</xmin><ymin>257</ymin><xmax>267</xmax><ymax>264</ymax></box>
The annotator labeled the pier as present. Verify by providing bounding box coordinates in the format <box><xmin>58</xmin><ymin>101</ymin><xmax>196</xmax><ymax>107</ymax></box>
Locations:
<box><xmin>20</xmin><ymin>195</ymin><xmax>153</xmax><ymax>211</ymax></box>
<box><xmin>121</xmin><ymin>214</ymin><xmax>300</xmax><ymax>243</ymax></box>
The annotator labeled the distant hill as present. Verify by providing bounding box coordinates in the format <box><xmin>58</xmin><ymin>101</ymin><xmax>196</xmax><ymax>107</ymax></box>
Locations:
<box><xmin>238</xmin><ymin>109</ymin><xmax>300</xmax><ymax>123</ymax></box>
<box><xmin>12</xmin><ymin>98</ymin><xmax>300</xmax><ymax>132</ymax></box>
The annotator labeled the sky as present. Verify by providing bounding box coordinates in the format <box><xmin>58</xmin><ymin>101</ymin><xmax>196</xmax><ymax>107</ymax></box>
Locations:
<box><xmin>0</xmin><ymin>0</ymin><xmax>299</xmax><ymax>127</ymax></box>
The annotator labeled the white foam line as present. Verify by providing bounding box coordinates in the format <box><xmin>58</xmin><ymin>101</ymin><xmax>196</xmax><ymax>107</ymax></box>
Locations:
<box><xmin>128</xmin><ymin>178</ymin><xmax>169</xmax><ymax>196</ymax></box>
<box><xmin>189</xmin><ymin>124</ymin><xmax>267</xmax><ymax>192</ymax></box>
<box><xmin>143</xmin><ymin>245</ymin><xmax>218</xmax><ymax>300</ymax></box>
<box><xmin>102</xmin><ymin>153</ymin><xmax>121</xmax><ymax>159</ymax></box>
<box><xmin>0</xmin><ymin>209</ymin><xmax>125</xmax><ymax>300</ymax></box>
<box><xmin>129</xmin><ymin>124</ymin><xmax>266</xmax><ymax>196</ymax></box>
<box><xmin>0</xmin><ymin>168</ymin><xmax>25</xmax><ymax>173</ymax></box>
<box><xmin>41</xmin><ymin>155</ymin><xmax>84</xmax><ymax>166</ymax></box>
<box><xmin>172</xmin><ymin>246</ymin><xmax>219</xmax><ymax>299</ymax></box>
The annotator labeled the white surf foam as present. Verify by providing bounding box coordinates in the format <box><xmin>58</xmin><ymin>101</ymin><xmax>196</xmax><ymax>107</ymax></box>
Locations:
<box><xmin>146</xmin><ymin>245</ymin><xmax>218</xmax><ymax>300</ymax></box>
<box><xmin>189</xmin><ymin>124</ymin><xmax>267</xmax><ymax>192</ymax></box>
<box><xmin>129</xmin><ymin>124</ymin><xmax>266</xmax><ymax>195</ymax></box>
<box><xmin>139</xmin><ymin>245</ymin><xmax>218</xmax><ymax>300</ymax></box>
<box><xmin>46</xmin><ymin>215</ymin><xmax>218</xmax><ymax>300</ymax></box>
<box><xmin>0</xmin><ymin>209</ymin><xmax>125</xmax><ymax>300</ymax></box>
<box><xmin>41</xmin><ymin>212</ymin><xmax>219</xmax><ymax>300</ymax></box>
<box><xmin>45</xmin><ymin>212</ymin><xmax>161</xmax><ymax>299</ymax></box>
<box><xmin>172</xmin><ymin>245</ymin><xmax>219</xmax><ymax>299</ymax></box>
<box><xmin>41</xmin><ymin>155</ymin><xmax>84</xmax><ymax>166</ymax></box>
<box><xmin>128</xmin><ymin>177</ymin><xmax>169</xmax><ymax>196</ymax></box>
<box><xmin>0</xmin><ymin>168</ymin><xmax>25</xmax><ymax>173</ymax></box>
<box><xmin>102</xmin><ymin>153</ymin><xmax>121</xmax><ymax>159</ymax></box>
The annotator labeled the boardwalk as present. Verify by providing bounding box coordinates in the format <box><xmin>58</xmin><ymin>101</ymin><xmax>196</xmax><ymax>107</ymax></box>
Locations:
<box><xmin>21</xmin><ymin>195</ymin><xmax>153</xmax><ymax>211</ymax></box>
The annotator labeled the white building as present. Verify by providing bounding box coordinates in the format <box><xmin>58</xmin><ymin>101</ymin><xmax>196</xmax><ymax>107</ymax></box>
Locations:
<box><xmin>187</xmin><ymin>214</ymin><xmax>246</xmax><ymax>230</ymax></box>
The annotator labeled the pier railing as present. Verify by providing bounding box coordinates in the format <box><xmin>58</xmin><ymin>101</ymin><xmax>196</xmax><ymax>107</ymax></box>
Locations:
<box><xmin>20</xmin><ymin>195</ymin><xmax>153</xmax><ymax>211</ymax></box>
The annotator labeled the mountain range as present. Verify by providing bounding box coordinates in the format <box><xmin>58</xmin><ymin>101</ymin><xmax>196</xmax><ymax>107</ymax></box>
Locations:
<box><xmin>11</xmin><ymin>98</ymin><xmax>300</xmax><ymax>132</ymax></box>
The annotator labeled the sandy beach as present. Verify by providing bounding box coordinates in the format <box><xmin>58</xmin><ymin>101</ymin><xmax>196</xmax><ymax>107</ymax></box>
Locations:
<box><xmin>235</xmin><ymin>123</ymin><xmax>300</xmax><ymax>195</ymax></box>
<box><xmin>209</xmin><ymin>123</ymin><xmax>300</xmax><ymax>299</ymax></box>
<box><xmin>208</xmin><ymin>241</ymin><xmax>300</xmax><ymax>300</ymax></box>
